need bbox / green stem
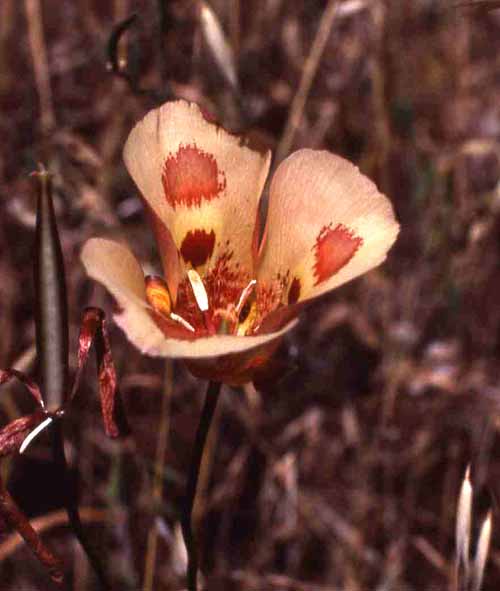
[181,381,222,591]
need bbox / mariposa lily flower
[82,100,399,385]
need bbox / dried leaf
[71,307,130,438]
[0,412,46,458]
[0,368,44,408]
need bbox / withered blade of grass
[0,506,119,562]
[453,1,500,13]
[275,0,339,165]
[471,511,493,591]
[33,168,69,410]
[199,1,239,93]
[455,465,472,590]
[24,0,55,136]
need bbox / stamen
[170,312,196,333]
[146,275,196,333]
[187,269,209,312]
[145,275,172,317]
[20,416,53,454]
[235,279,257,317]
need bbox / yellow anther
[145,275,172,317]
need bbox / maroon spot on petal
[180,229,216,267]
[287,276,301,305]
[162,144,226,209]
[313,223,363,286]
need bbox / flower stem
[181,380,222,591]
[51,420,112,590]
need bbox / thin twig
[181,381,222,591]
[0,506,116,561]
[143,360,174,591]
[24,0,56,136]
[274,0,339,165]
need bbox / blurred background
[0,1,499,589]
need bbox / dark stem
[181,381,222,591]
[51,420,112,591]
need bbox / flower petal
[81,238,172,356]
[123,100,271,275]
[81,238,297,359]
[163,317,297,361]
[257,150,399,303]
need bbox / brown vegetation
[0,1,499,589]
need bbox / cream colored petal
[123,100,271,276]
[146,318,298,360]
[81,238,297,359]
[257,149,399,303]
[81,238,148,306]
[81,238,171,356]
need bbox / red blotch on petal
[162,144,226,208]
[180,229,216,267]
[313,223,363,286]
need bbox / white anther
[170,312,196,333]
[20,416,53,454]
[187,269,209,312]
[236,279,257,315]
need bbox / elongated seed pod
[33,168,69,409]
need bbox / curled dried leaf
[0,368,44,408]
[71,307,130,438]
[0,412,46,458]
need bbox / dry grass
[0,1,499,589]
